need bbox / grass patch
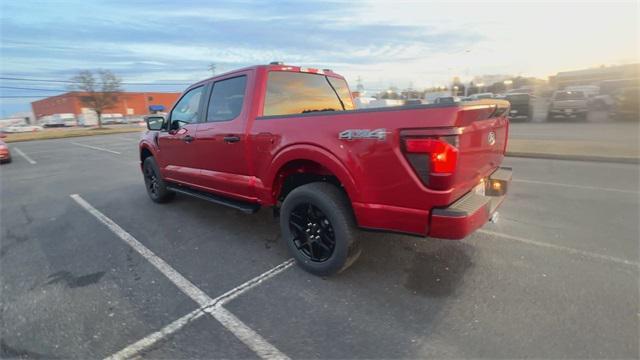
[2,126,145,143]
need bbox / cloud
[0,0,638,115]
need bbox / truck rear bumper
[428,167,512,239]
[353,167,512,238]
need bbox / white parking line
[513,178,638,194]
[104,307,207,360]
[83,142,134,148]
[70,194,293,360]
[105,260,294,360]
[13,147,37,164]
[70,142,121,154]
[478,229,640,268]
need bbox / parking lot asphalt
[1,132,639,359]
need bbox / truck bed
[250,100,510,235]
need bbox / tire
[142,157,175,203]
[280,182,361,276]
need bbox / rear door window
[263,71,345,116]
[206,76,247,122]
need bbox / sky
[1,0,638,116]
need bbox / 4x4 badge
[339,128,387,141]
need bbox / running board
[167,185,260,214]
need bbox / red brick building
[31,91,181,119]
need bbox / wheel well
[140,147,152,163]
[274,160,343,203]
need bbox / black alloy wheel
[289,203,336,262]
[142,157,174,203]
[144,163,160,198]
[280,182,361,276]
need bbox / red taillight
[404,138,458,174]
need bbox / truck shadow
[114,184,475,300]
[153,188,475,299]
[403,243,473,297]
[355,231,475,298]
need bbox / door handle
[182,135,195,143]
[223,135,240,143]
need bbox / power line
[0,86,67,92]
[0,77,75,84]
[0,96,49,98]
[0,76,192,86]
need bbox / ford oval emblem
[488,131,496,146]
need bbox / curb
[506,152,639,164]
[3,128,144,143]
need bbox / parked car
[612,86,640,121]
[404,99,423,106]
[42,121,66,128]
[433,96,461,105]
[0,137,11,163]
[547,90,589,121]
[504,93,534,121]
[507,87,534,95]
[565,85,614,110]
[139,63,512,276]
[468,92,495,100]
[3,125,44,133]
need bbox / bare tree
[69,70,122,128]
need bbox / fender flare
[264,144,360,204]
[139,140,156,161]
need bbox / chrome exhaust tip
[490,212,500,224]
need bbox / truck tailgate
[452,101,510,201]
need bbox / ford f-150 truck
[547,90,589,121]
[139,63,512,276]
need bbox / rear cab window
[263,71,354,116]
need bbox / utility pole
[208,63,217,76]
[356,76,364,92]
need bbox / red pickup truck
[139,63,512,276]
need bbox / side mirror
[170,119,189,131]
[145,116,165,131]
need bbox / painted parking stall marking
[13,147,37,164]
[70,194,293,360]
[70,142,121,154]
[513,178,638,194]
[478,229,640,268]
[104,307,208,360]
[106,259,295,360]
